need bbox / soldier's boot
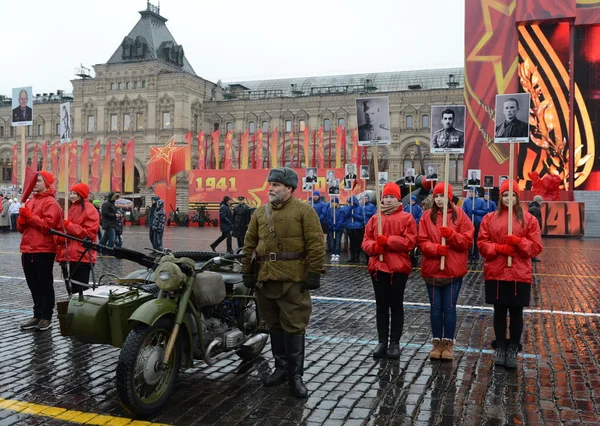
[286,333,308,398]
[372,314,388,358]
[264,329,288,386]
[386,313,403,359]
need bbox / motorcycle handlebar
[223,253,246,260]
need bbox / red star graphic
[148,139,177,165]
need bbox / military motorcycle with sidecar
[50,229,268,417]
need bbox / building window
[194,115,199,133]
[213,122,220,131]
[134,81,138,89]
[141,80,146,88]
[338,118,345,128]
[249,121,255,134]
[110,114,118,131]
[0,126,3,138]
[56,123,60,136]
[323,119,331,132]
[262,121,269,132]
[10,127,14,138]
[162,112,171,129]
[422,115,429,128]
[126,82,130,89]
[27,126,32,137]
[118,82,122,90]
[226,122,233,132]
[299,120,306,132]
[123,114,131,131]
[111,83,115,90]
[285,120,292,132]
[37,124,43,136]
[406,115,413,129]
[136,113,144,130]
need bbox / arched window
[422,115,429,128]
[406,115,413,129]
[379,154,389,173]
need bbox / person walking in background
[17,171,62,332]
[150,199,166,250]
[92,199,102,240]
[9,198,21,232]
[418,183,474,360]
[148,196,160,244]
[344,195,365,264]
[462,187,487,263]
[362,182,417,359]
[404,196,422,226]
[233,196,251,249]
[528,195,543,262]
[0,195,10,233]
[325,196,347,263]
[115,208,124,248]
[99,192,119,248]
[477,180,542,369]
[55,183,100,296]
[483,191,497,214]
[210,196,234,253]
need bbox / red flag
[335,125,342,168]
[146,139,180,187]
[50,142,60,188]
[41,141,48,172]
[185,131,192,171]
[270,128,279,168]
[112,139,123,192]
[31,143,39,171]
[197,131,206,170]
[100,140,112,192]
[90,140,101,192]
[223,129,234,170]
[288,131,294,168]
[21,167,38,203]
[256,130,263,170]
[124,139,135,193]
[342,127,347,165]
[251,134,256,169]
[351,129,358,165]
[169,145,188,177]
[281,129,287,167]
[68,140,78,189]
[317,127,325,169]
[211,130,220,169]
[303,126,310,168]
[11,144,18,185]
[81,140,90,185]
[312,131,316,168]
[240,130,249,169]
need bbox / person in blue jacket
[325,196,347,263]
[462,187,487,262]
[345,195,365,263]
[309,190,328,234]
[483,191,497,213]
[360,194,377,264]
[404,196,423,226]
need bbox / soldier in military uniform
[242,167,325,398]
[495,98,529,138]
[12,89,33,123]
[358,99,390,141]
[432,109,464,149]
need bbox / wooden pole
[64,145,69,219]
[373,145,383,261]
[20,127,26,191]
[508,143,515,267]
[440,153,450,270]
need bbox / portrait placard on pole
[356,97,391,146]
[301,177,313,193]
[494,93,531,143]
[467,169,481,187]
[360,165,370,180]
[483,175,494,189]
[404,168,416,184]
[59,102,72,143]
[430,105,466,154]
[11,87,33,127]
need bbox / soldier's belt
[256,252,307,262]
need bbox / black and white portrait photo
[430,105,466,154]
[404,168,416,184]
[305,167,318,183]
[378,172,388,186]
[59,102,71,142]
[483,175,494,188]
[499,175,508,186]
[326,170,335,183]
[425,164,438,180]
[302,178,313,192]
[344,163,357,189]
[494,93,530,143]
[467,169,481,187]
[356,97,391,146]
[360,165,370,180]
[328,179,340,195]
[11,86,33,126]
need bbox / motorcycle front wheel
[116,317,182,416]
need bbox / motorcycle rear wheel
[116,317,182,416]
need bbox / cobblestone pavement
[0,226,599,425]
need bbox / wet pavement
[0,225,599,425]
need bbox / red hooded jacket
[418,207,474,280]
[362,207,417,275]
[477,210,542,284]
[17,191,62,253]
[55,200,100,263]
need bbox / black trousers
[212,231,233,252]
[60,262,92,296]
[372,272,408,343]
[22,253,56,321]
[348,228,364,260]
[493,305,524,346]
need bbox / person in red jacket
[418,183,474,360]
[17,171,62,332]
[55,183,100,296]
[477,180,542,369]
[362,182,417,358]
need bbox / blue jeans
[152,230,164,250]
[469,224,480,260]
[99,227,116,248]
[328,229,343,255]
[426,277,463,339]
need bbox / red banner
[256,130,263,170]
[303,126,310,168]
[211,129,220,170]
[100,140,112,192]
[68,140,78,189]
[185,131,192,171]
[41,141,48,172]
[90,140,101,192]
[240,130,249,169]
[112,139,123,192]
[80,140,90,186]
[124,139,135,193]
[58,143,67,192]
[317,127,325,169]
[31,143,39,171]
[223,129,234,170]
[335,125,343,168]
[270,128,279,168]
[50,142,59,189]
[197,131,206,170]
[351,129,359,165]
[11,144,18,185]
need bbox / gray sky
[1,0,465,95]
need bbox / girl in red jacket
[418,183,474,360]
[477,180,542,369]
[362,183,417,358]
[56,183,100,296]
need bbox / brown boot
[441,339,454,360]
[429,338,442,360]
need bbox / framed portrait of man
[326,170,336,183]
[344,163,357,189]
[302,177,313,193]
[378,172,388,186]
[305,167,318,183]
[328,179,340,195]
[360,165,370,180]
[404,168,416,184]
[467,169,481,187]
[59,102,71,142]
[11,86,33,126]
[356,97,391,146]
[430,105,466,154]
[425,164,438,180]
[494,93,531,143]
[483,175,494,188]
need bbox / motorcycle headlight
[154,262,185,291]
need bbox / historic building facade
[0,3,463,209]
